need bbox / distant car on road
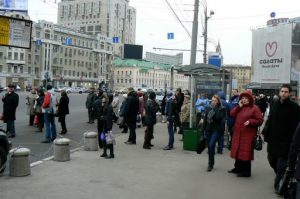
[3,85,21,91]
[0,127,12,174]
[72,87,87,94]
[0,87,4,93]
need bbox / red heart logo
[265,42,277,57]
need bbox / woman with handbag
[229,90,263,177]
[202,95,226,172]
[57,90,69,134]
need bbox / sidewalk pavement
[0,123,276,199]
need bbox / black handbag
[277,169,297,199]
[253,134,263,151]
[196,137,207,154]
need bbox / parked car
[0,128,12,174]
[3,85,21,91]
[72,87,87,94]
[0,87,4,93]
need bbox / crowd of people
[1,83,300,198]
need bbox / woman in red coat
[229,90,263,177]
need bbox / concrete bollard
[156,112,163,123]
[54,138,70,162]
[9,148,31,177]
[83,132,98,151]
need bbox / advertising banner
[0,15,32,49]
[291,22,300,83]
[252,23,292,84]
[0,0,28,13]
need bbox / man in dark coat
[164,91,177,150]
[287,122,300,198]
[124,87,139,145]
[2,84,19,138]
[174,88,184,134]
[85,87,96,124]
[143,92,160,149]
[263,84,300,191]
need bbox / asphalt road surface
[0,91,123,163]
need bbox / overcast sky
[28,0,300,65]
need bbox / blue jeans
[206,131,220,167]
[217,132,224,152]
[167,121,174,148]
[44,113,57,141]
[6,120,15,135]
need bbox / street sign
[0,15,32,49]
[36,39,42,46]
[66,37,72,45]
[113,37,119,43]
[167,33,174,40]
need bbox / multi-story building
[113,58,189,91]
[222,65,252,92]
[57,0,136,56]
[0,16,113,89]
[145,52,183,66]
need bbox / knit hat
[127,87,134,93]
[167,91,173,97]
[46,85,52,90]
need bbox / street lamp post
[203,8,214,64]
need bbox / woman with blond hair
[202,95,226,172]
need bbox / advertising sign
[252,23,292,84]
[291,22,300,83]
[0,0,28,13]
[0,15,32,49]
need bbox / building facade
[222,65,252,92]
[113,59,189,91]
[0,17,113,89]
[145,52,183,66]
[57,0,136,56]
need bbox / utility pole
[189,0,199,128]
[203,7,208,64]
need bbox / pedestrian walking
[124,88,139,145]
[143,91,159,149]
[41,85,57,143]
[111,92,119,122]
[228,90,263,177]
[2,84,19,138]
[34,89,45,132]
[99,94,115,159]
[180,94,191,140]
[26,87,37,126]
[85,87,96,124]
[227,89,239,150]
[174,88,184,134]
[119,94,128,133]
[202,95,226,172]
[287,122,300,199]
[57,90,69,134]
[195,93,208,127]
[164,91,176,150]
[93,92,109,149]
[217,91,229,154]
[262,84,300,191]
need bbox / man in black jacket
[287,123,300,198]
[263,84,300,191]
[124,88,139,145]
[2,84,19,138]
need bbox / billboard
[123,44,143,60]
[0,0,28,13]
[291,22,300,83]
[252,23,292,84]
[208,52,222,69]
[0,15,32,49]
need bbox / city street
[0,91,122,163]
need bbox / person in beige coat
[180,95,191,138]
[26,87,37,126]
